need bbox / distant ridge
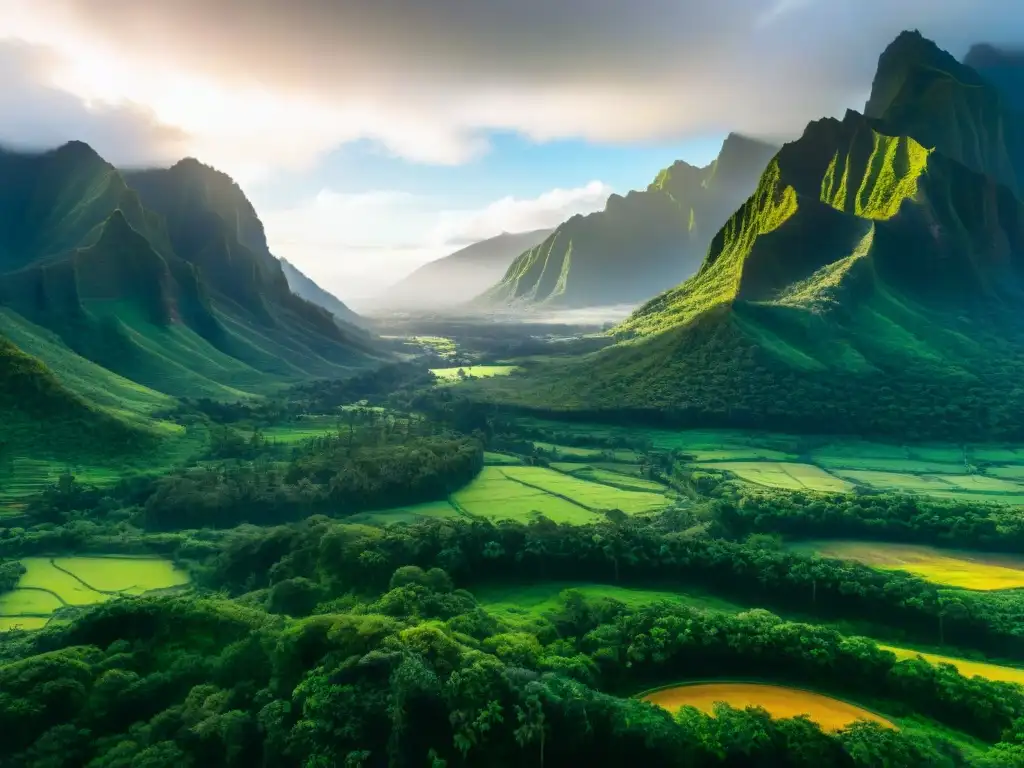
[374,228,553,311]
[279,256,366,328]
[477,134,778,309]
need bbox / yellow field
[794,540,1024,590]
[643,683,895,731]
[882,646,1024,685]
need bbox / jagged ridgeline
[0,147,379,402]
[0,144,382,456]
[477,134,778,308]
[494,35,1024,441]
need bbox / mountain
[278,257,366,327]
[476,135,778,309]
[375,229,552,311]
[963,43,1024,112]
[486,33,1024,442]
[865,31,1024,196]
[0,146,382,436]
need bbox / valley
[2,20,1024,768]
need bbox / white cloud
[431,181,613,246]
[262,182,615,300]
[0,1,1021,175]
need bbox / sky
[0,1,1021,302]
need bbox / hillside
[480,34,1024,442]
[279,256,366,327]
[476,135,777,309]
[963,43,1024,112]
[0,332,149,459]
[376,229,552,311]
[0,148,383,410]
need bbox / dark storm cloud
[0,41,189,165]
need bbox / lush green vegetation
[6,26,1024,767]
[479,134,776,308]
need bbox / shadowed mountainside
[0,146,384,456]
[375,229,553,312]
[476,134,778,309]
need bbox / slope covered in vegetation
[477,134,777,308]
[0,148,382,410]
[479,34,1024,441]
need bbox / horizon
[0,2,1022,300]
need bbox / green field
[344,500,464,526]
[700,461,854,493]
[431,365,519,382]
[562,466,667,493]
[0,556,190,631]
[475,582,744,631]
[484,451,524,465]
[452,467,606,524]
[262,416,346,444]
[790,540,1024,590]
[513,419,1024,505]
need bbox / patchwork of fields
[790,540,1024,590]
[515,418,1024,506]
[357,458,675,527]
[0,556,190,632]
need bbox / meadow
[514,418,1024,506]
[790,540,1024,590]
[880,646,1024,686]
[641,682,896,731]
[0,555,190,631]
[430,365,519,382]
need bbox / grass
[881,645,1024,686]
[263,416,346,444]
[431,366,518,383]
[484,451,524,465]
[452,467,605,524]
[701,461,854,493]
[791,540,1024,590]
[641,682,896,731]
[344,500,463,526]
[499,465,668,514]
[475,582,745,632]
[564,466,667,493]
[0,555,190,631]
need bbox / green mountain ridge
[477,134,778,309]
[0,144,386,458]
[377,228,553,311]
[482,33,1024,441]
[278,257,365,327]
[865,31,1024,196]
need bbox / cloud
[0,40,188,166]
[261,182,615,299]
[1,1,1022,173]
[432,181,613,246]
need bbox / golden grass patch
[882,645,1024,686]
[643,682,895,731]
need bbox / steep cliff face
[487,33,1024,441]
[0,144,383,405]
[478,134,777,309]
[865,31,1024,196]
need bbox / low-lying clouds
[261,183,612,300]
[2,0,1023,174]
[433,182,612,247]
[0,40,187,166]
